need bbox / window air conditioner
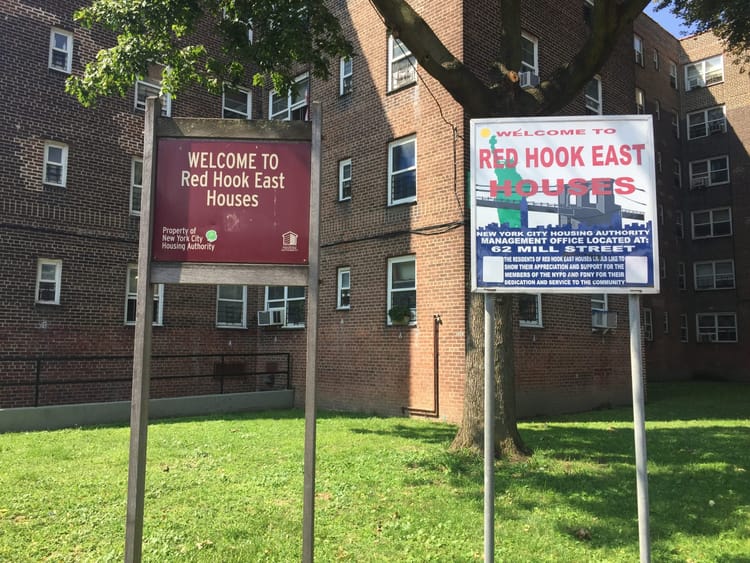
[519,71,540,89]
[709,121,725,134]
[592,310,617,330]
[257,308,285,326]
[691,177,707,189]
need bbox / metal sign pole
[484,294,495,562]
[302,102,322,563]
[629,294,651,563]
[125,97,160,563]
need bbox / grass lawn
[1,381,748,562]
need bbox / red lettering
[567,178,589,196]
[590,178,613,196]
[614,177,636,194]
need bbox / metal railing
[0,352,291,408]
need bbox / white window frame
[696,313,737,343]
[43,142,68,187]
[685,55,723,91]
[519,294,543,328]
[49,28,73,73]
[340,57,353,96]
[338,158,352,201]
[135,79,171,116]
[585,76,602,115]
[671,110,680,139]
[591,293,609,328]
[675,210,683,238]
[693,260,735,291]
[265,286,306,328]
[125,265,164,325]
[679,314,689,342]
[669,61,678,89]
[691,207,732,239]
[689,155,729,189]
[634,34,644,66]
[337,267,351,310]
[387,34,416,92]
[36,259,62,305]
[635,88,645,114]
[222,86,252,119]
[643,308,653,341]
[387,255,416,326]
[216,285,247,328]
[269,73,309,121]
[687,106,726,140]
[130,158,143,216]
[388,135,417,206]
[520,32,539,74]
[677,261,686,290]
[653,49,660,70]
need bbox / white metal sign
[470,115,659,294]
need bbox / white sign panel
[470,115,659,294]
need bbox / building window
[675,210,683,238]
[634,34,644,66]
[591,294,616,329]
[221,9,253,43]
[694,260,735,290]
[696,313,737,343]
[584,76,602,115]
[643,308,653,341]
[689,156,729,189]
[669,61,678,89]
[340,57,353,96]
[130,158,143,215]
[687,106,726,139]
[653,49,660,70]
[656,151,663,173]
[685,55,723,90]
[337,267,351,310]
[663,312,669,334]
[125,265,164,325]
[388,135,416,205]
[49,28,73,73]
[635,88,645,114]
[680,314,689,342]
[43,142,68,187]
[338,159,352,201]
[520,32,538,74]
[678,262,686,290]
[388,34,416,91]
[387,256,416,325]
[135,79,171,116]
[691,207,732,239]
[222,86,252,119]
[672,159,682,188]
[216,285,247,328]
[671,110,680,139]
[519,294,542,327]
[269,73,309,121]
[653,99,661,120]
[36,259,62,305]
[266,286,306,328]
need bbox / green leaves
[66,0,353,107]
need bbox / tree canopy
[654,0,750,62]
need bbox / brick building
[635,16,750,381]
[6,0,716,422]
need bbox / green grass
[1,382,748,562]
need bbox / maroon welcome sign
[152,138,311,264]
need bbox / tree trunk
[450,292,530,460]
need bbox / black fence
[0,353,291,408]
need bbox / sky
[642,4,696,38]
